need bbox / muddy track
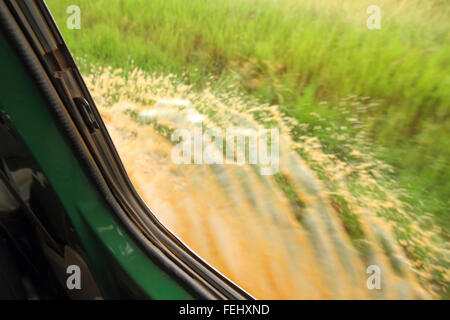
[96,95,425,299]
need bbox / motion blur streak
[86,66,430,299]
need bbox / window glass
[46,0,448,299]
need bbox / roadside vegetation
[46,0,449,297]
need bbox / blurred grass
[45,0,449,295]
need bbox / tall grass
[46,0,449,211]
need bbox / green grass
[45,0,449,296]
